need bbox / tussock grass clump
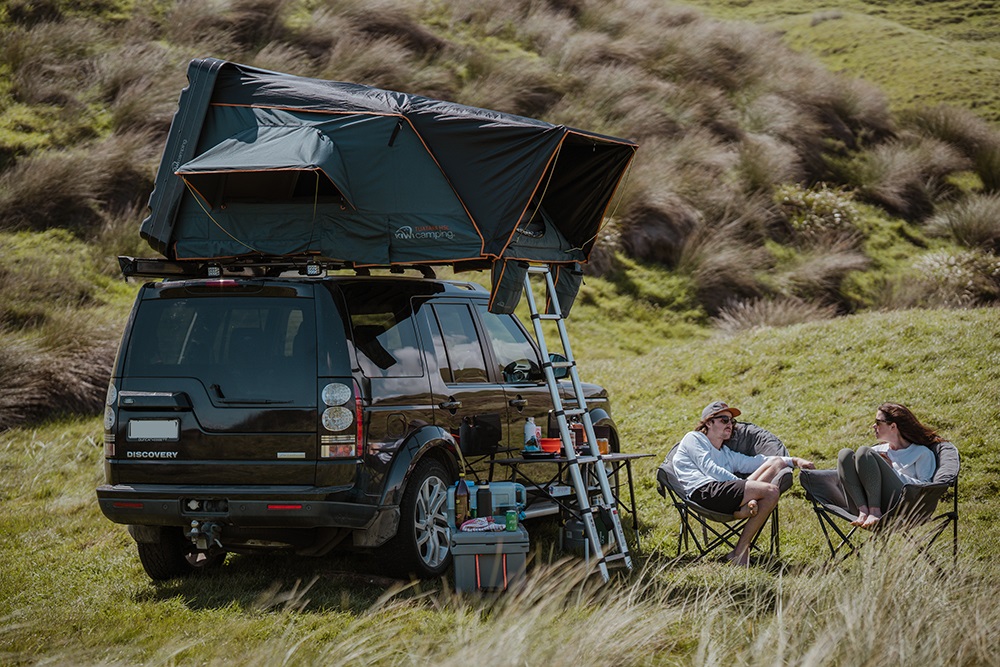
[829,136,969,222]
[713,297,837,333]
[0,320,118,430]
[677,224,769,315]
[0,229,101,326]
[0,131,157,233]
[780,246,873,307]
[903,104,1000,192]
[927,192,1000,253]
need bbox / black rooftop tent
[140,58,637,309]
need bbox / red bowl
[539,438,563,453]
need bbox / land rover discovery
[97,264,617,580]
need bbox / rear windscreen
[124,296,316,405]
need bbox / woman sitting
[838,402,939,529]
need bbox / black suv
[97,268,617,580]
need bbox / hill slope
[679,0,1000,122]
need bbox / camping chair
[655,423,793,561]
[798,440,959,561]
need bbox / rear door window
[124,296,316,405]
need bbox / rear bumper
[96,483,380,529]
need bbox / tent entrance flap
[175,124,354,209]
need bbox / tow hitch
[185,520,223,550]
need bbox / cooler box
[451,525,530,593]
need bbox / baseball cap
[701,401,741,421]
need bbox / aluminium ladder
[522,264,633,581]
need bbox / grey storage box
[451,525,529,593]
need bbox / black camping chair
[655,423,793,561]
[798,441,960,560]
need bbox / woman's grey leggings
[838,447,903,512]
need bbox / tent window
[185,170,345,207]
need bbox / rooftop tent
[140,58,637,306]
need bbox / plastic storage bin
[451,525,529,593]
[447,481,526,527]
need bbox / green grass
[2,308,998,664]
[679,0,1000,123]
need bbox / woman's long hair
[879,402,943,446]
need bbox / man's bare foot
[727,551,750,566]
[734,499,758,519]
[851,512,868,527]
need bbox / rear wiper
[211,384,291,404]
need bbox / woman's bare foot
[851,512,869,527]
[861,511,882,530]
[734,499,758,519]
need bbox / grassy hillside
[680,0,1000,122]
[2,308,997,664]
[2,0,1000,428]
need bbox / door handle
[509,397,527,409]
[439,399,462,411]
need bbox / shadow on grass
[135,550,425,613]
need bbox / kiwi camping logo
[394,225,455,240]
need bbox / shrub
[774,183,863,247]
[908,249,1000,307]
[712,297,836,333]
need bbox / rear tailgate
[109,281,320,485]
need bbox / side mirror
[549,353,569,380]
[503,359,543,383]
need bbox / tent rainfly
[141,58,638,312]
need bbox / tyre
[135,527,225,581]
[382,459,453,578]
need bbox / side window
[475,304,540,380]
[433,303,488,383]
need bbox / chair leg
[812,505,858,560]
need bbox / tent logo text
[394,225,455,241]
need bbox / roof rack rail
[118,256,438,279]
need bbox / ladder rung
[551,360,574,368]
[537,313,562,321]
[526,266,551,274]
[604,552,629,562]
[564,408,587,416]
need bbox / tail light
[319,380,361,458]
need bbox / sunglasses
[873,418,890,426]
[713,415,735,425]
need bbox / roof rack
[118,256,437,279]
